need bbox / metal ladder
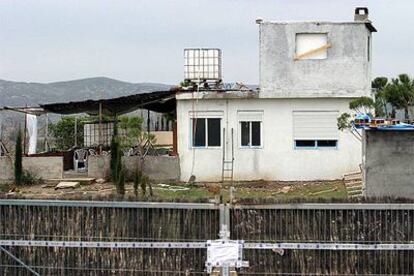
[222,128,234,184]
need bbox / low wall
[23,156,63,180]
[142,155,180,181]
[88,155,111,180]
[0,156,14,180]
[88,155,180,182]
[364,129,414,198]
[1,156,63,180]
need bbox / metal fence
[1,200,414,275]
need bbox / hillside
[0,77,170,107]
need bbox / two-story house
[176,8,376,182]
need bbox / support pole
[99,103,103,154]
[45,113,49,152]
[74,116,78,148]
[0,246,40,276]
[147,109,150,136]
[23,112,27,155]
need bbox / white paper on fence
[26,114,38,154]
[207,240,240,266]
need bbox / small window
[240,121,261,148]
[367,36,371,61]
[191,118,221,147]
[295,33,329,60]
[295,140,337,149]
[317,140,337,147]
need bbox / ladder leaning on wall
[222,128,234,184]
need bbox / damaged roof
[40,90,176,115]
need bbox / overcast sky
[0,0,413,84]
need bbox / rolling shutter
[293,111,339,140]
[237,111,263,122]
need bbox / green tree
[337,97,376,142]
[49,116,87,150]
[14,129,23,185]
[372,77,388,117]
[384,74,414,120]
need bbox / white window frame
[239,121,262,149]
[189,117,222,149]
[294,139,338,150]
[238,111,263,149]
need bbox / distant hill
[0,77,171,107]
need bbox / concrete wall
[176,97,361,182]
[88,155,180,182]
[0,156,63,180]
[0,156,14,180]
[22,157,63,179]
[88,155,111,180]
[364,130,414,198]
[259,21,372,98]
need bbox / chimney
[354,7,369,21]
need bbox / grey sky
[0,0,413,84]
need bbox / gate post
[219,203,231,276]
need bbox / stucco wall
[88,155,180,182]
[259,22,372,98]
[23,156,63,179]
[363,130,414,198]
[1,156,63,180]
[0,156,14,180]
[88,155,111,180]
[177,97,361,182]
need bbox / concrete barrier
[0,156,14,180]
[1,156,64,180]
[23,156,64,180]
[363,129,414,198]
[88,155,180,182]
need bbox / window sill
[239,146,263,150]
[294,147,338,150]
[190,146,222,150]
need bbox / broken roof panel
[40,90,176,115]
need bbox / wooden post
[45,114,49,152]
[23,112,27,155]
[147,109,150,136]
[99,102,103,154]
[172,121,178,156]
[74,116,78,148]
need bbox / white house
[176,8,376,182]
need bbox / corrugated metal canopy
[40,90,176,115]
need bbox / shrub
[21,170,43,185]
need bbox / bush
[21,170,43,185]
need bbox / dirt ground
[0,179,347,201]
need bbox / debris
[272,248,285,255]
[280,186,291,194]
[55,182,80,190]
[95,178,106,184]
[41,184,55,188]
[153,183,190,192]
[310,187,337,195]
[188,175,196,185]
[205,184,221,195]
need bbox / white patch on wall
[293,110,339,139]
[295,33,328,60]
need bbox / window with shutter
[293,110,338,149]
